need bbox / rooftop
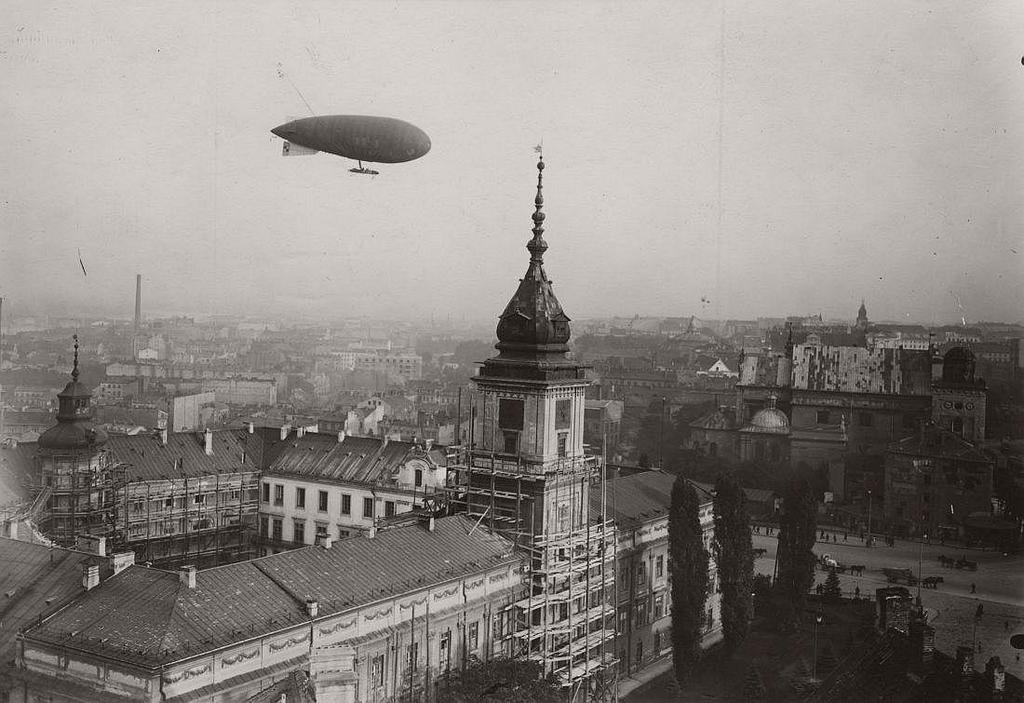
[23,515,519,669]
[594,471,712,530]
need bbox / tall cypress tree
[713,474,754,653]
[669,476,709,685]
[775,477,817,615]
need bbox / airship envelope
[270,115,431,164]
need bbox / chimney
[316,534,334,550]
[427,515,435,532]
[248,421,254,434]
[368,525,377,539]
[134,274,142,332]
[306,597,319,618]
[425,438,434,451]
[109,551,136,576]
[909,615,935,675]
[179,565,197,589]
[204,428,213,456]
[985,657,1006,696]
[159,427,168,446]
[297,426,305,438]
[337,430,346,443]
[280,425,289,441]
[955,645,975,685]
[82,564,100,591]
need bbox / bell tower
[455,156,617,699]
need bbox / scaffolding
[37,447,126,547]
[446,446,619,702]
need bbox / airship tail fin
[282,141,319,157]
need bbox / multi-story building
[600,471,720,677]
[11,515,526,702]
[447,157,619,700]
[883,424,995,539]
[254,431,448,552]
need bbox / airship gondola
[270,115,431,175]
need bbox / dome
[745,407,790,434]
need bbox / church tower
[37,336,119,546]
[457,157,617,699]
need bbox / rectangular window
[502,430,519,454]
[654,631,662,653]
[407,642,418,672]
[635,640,643,663]
[371,653,385,687]
[816,410,831,424]
[415,468,423,487]
[498,398,524,430]
[273,484,284,506]
[555,399,572,429]
[293,520,305,544]
[468,621,479,650]
[859,412,873,427]
[439,632,451,671]
[654,594,664,619]
[315,522,328,538]
[318,490,328,512]
[341,493,351,515]
[338,526,350,539]
[557,432,568,458]
[272,518,283,541]
[260,516,268,537]
[385,500,396,517]
[295,487,306,509]
[261,482,270,502]
[655,555,664,578]
[363,497,374,519]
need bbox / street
[752,530,1024,678]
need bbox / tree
[669,476,710,685]
[446,657,562,702]
[713,474,754,653]
[822,569,842,602]
[775,477,817,616]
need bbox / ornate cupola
[38,335,108,450]
[493,157,572,363]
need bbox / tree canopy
[713,474,754,652]
[775,477,817,615]
[669,476,710,685]
[445,657,563,703]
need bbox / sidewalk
[618,657,674,700]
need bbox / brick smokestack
[134,274,142,332]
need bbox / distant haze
[1,1,1022,325]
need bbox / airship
[270,115,431,175]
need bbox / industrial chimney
[134,274,142,332]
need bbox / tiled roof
[595,471,711,529]
[263,433,444,485]
[23,515,519,669]
[0,539,111,663]
[104,431,259,481]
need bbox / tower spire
[527,157,547,264]
[71,334,80,382]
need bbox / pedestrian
[854,586,860,599]
[844,532,848,543]
[971,583,976,594]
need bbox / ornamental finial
[72,334,80,382]
[527,152,547,264]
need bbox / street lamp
[812,614,823,681]
[916,533,927,607]
[866,490,873,548]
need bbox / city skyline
[2,2,1022,326]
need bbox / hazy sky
[1,1,1022,325]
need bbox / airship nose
[270,123,293,139]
